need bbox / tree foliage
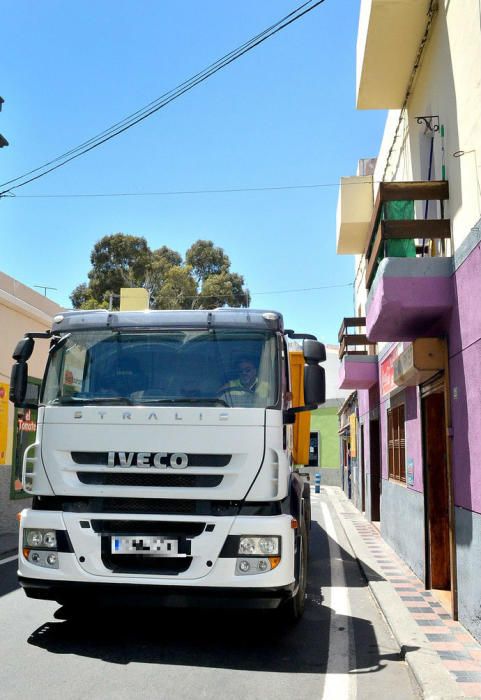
[70,235,250,311]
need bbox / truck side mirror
[12,337,34,362]
[303,340,326,364]
[304,365,325,406]
[9,362,28,405]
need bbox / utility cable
[8,179,378,199]
[0,0,326,197]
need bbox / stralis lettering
[107,451,189,469]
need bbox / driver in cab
[220,357,268,406]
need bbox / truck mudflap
[18,577,296,609]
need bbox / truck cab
[10,308,325,619]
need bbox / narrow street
[0,487,418,700]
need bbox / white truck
[10,308,325,620]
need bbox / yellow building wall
[0,271,62,468]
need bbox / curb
[329,488,468,700]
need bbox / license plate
[111,536,180,557]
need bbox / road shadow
[27,519,415,675]
[0,559,20,598]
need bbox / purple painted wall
[378,385,423,492]
[358,389,371,480]
[449,241,481,514]
[339,357,378,390]
[367,273,453,342]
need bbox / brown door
[370,419,381,521]
[423,392,451,591]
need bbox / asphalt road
[0,489,419,700]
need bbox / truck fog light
[26,531,43,547]
[257,559,269,571]
[239,559,251,572]
[46,553,58,567]
[27,549,59,569]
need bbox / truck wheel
[302,482,312,532]
[282,521,308,623]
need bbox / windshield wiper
[137,397,228,407]
[57,395,134,405]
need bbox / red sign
[380,344,402,396]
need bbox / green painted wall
[310,407,339,469]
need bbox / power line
[251,282,353,295]
[0,0,326,197]
[8,180,378,199]
[100,282,354,302]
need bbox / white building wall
[373,1,481,252]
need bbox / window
[388,404,406,483]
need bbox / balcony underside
[366,257,453,342]
[356,0,432,109]
[339,355,378,390]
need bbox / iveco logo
[107,451,189,469]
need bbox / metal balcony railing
[338,317,377,360]
[364,181,451,290]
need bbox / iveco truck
[10,308,325,620]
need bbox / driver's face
[238,362,256,387]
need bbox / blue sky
[1,0,385,343]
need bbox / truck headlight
[24,529,57,549]
[238,536,280,556]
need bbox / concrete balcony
[366,257,453,341]
[338,317,378,390]
[364,180,453,341]
[356,0,433,109]
[336,175,374,254]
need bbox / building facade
[336,0,481,642]
[0,272,62,539]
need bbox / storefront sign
[0,383,9,464]
[380,344,403,396]
[12,403,38,495]
[349,413,357,458]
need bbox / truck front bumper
[19,576,296,609]
[17,508,298,606]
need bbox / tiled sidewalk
[346,514,481,698]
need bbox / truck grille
[91,520,206,537]
[101,551,193,575]
[76,473,223,487]
[72,452,231,467]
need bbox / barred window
[388,404,406,483]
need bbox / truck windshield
[42,329,279,408]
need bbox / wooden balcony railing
[364,180,451,290]
[338,316,377,359]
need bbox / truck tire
[281,520,308,623]
[302,482,312,532]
